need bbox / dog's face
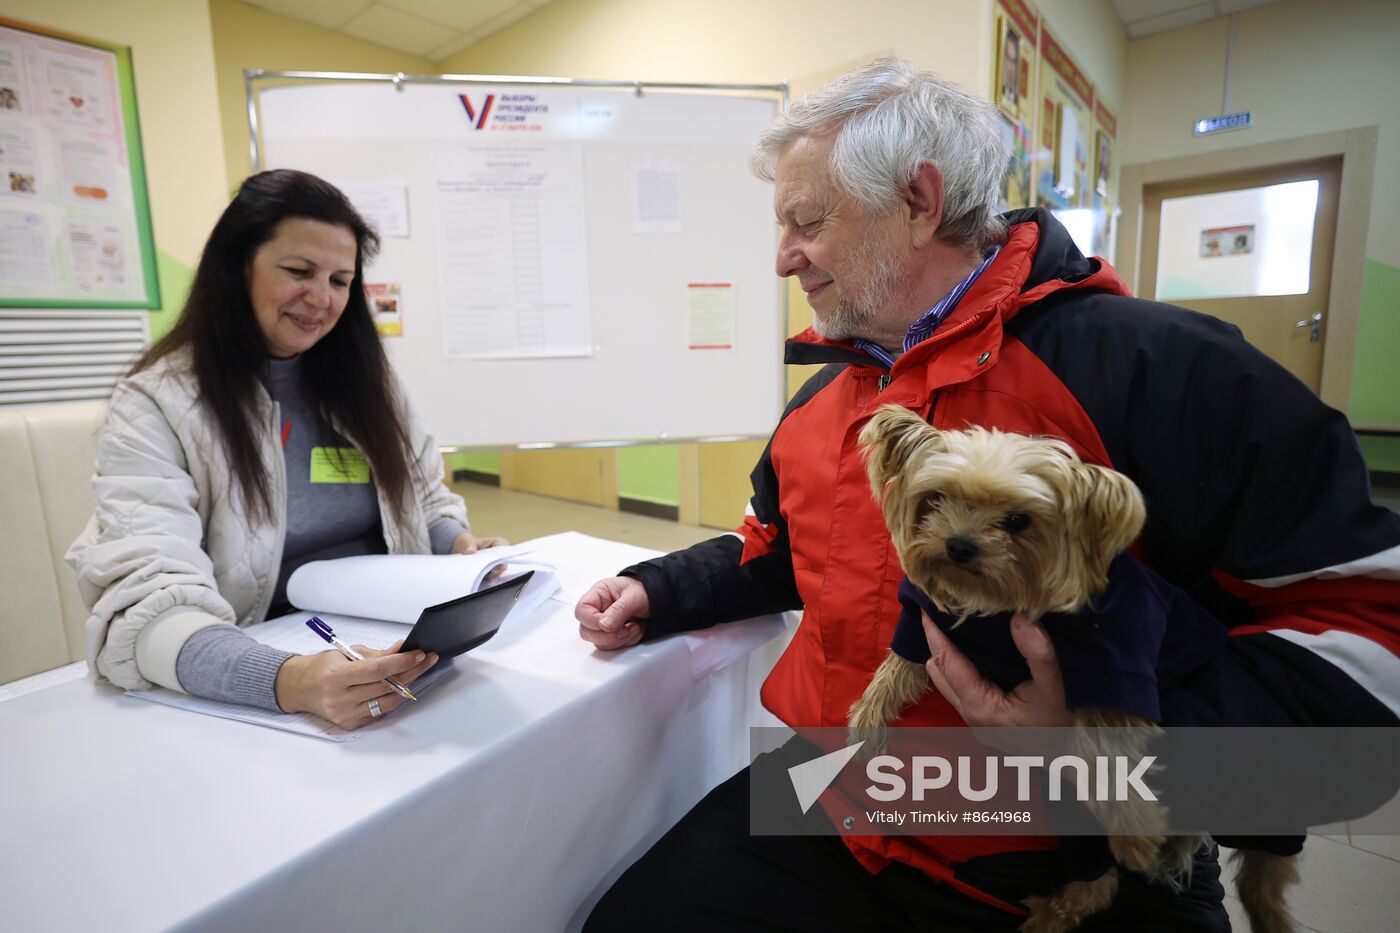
[859,406,1145,618]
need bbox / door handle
[1294,312,1323,343]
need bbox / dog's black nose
[946,537,979,564]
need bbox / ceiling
[241,0,1284,64]
[1110,0,1279,38]
[237,0,559,63]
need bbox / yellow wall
[1121,0,1400,428]
[1036,0,1126,109]
[208,0,436,191]
[442,0,990,93]
[3,1,228,273]
[1121,0,1400,263]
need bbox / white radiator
[0,309,149,407]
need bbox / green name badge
[310,447,371,484]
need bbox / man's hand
[575,576,649,650]
[921,611,1074,727]
[275,639,439,730]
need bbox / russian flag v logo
[459,94,495,129]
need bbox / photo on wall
[998,115,1032,210]
[994,15,1024,119]
[1095,130,1111,198]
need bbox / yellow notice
[310,447,370,484]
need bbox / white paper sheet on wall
[632,157,681,234]
[334,179,411,238]
[432,142,592,360]
[687,282,733,350]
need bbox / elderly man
[576,59,1400,931]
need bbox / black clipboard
[399,569,534,658]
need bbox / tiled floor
[1221,835,1400,932]
[450,479,719,554]
[458,481,1400,931]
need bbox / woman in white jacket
[69,169,506,730]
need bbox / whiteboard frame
[244,69,790,452]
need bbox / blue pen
[306,617,417,702]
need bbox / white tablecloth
[0,532,794,932]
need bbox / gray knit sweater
[174,356,466,710]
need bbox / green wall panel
[618,445,679,506]
[1349,258,1400,426]
[148,249,194,342]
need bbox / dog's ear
[1069,463,1147,575]
[859,406,944,495]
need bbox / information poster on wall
[993,0,1038,211]
[1091,101,1117,259]
[0,20,157,307]
[1036,28,1094,212]
[431,141,592,360]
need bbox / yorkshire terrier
[849,405,1300,933]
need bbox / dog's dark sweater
[891,553,1227,723]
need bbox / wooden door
[1139,158,1340,392]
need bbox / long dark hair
[134,169,414,521]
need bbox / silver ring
[368,698,382,719]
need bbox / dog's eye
[916,492,944,523]
[1000,512,1031,533]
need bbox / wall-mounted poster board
[1092,100,1118,259]
[252,76,785,448]
[1036,27,1095,212]
[993,0,1038,211]
[0,19,158,308]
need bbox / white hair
[753,58,1010,249]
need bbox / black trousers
[585,741,1230,933]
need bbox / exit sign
[1194,112,1253,136]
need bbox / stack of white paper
[286,542,558,625]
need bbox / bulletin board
[250,75,786,448]
[0,19,159,308]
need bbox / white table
[0,532,794,932]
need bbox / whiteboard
[257,81,784,448]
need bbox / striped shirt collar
[851,245,1001,368]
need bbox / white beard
[811,243,904,343]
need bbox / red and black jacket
[623,209,1400,910]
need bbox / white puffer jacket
[66,349,469,690]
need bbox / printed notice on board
[0,209,52,284]
[0,124,40,197]
[0,37,28,114]
[66,218,125,290]
[432,141,592,360]
[366,282,402,336]
[37,46,114,134]
[687,283,733,350]
[335,179,410,238]
[633,157,681,234]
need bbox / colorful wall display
[991,5,1119,258]
[1091,100,1117,259]
[0,19,157,308]
[1035,27,1095,212]
[993,0,1038,210]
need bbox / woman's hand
[275,639,439,730]
[451,532,509,554]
